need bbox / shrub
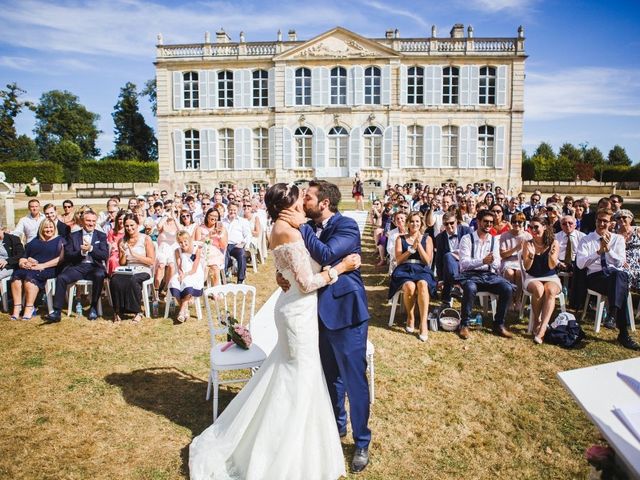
[522,159,535,181]
[1,161,64,183]
[78,160,159,183]
[574,163,594,181]
[24,185,38,197]
[601,165,640,183]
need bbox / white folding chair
[366,339,375,404]
[388,290,403,327]
[141,277,154,318]
[163,289,202,320]
[204,284,267,421]
[520,290,566,334]
[66,280,103,317]
[476,292,498,319]
[0,276,11,312]
[581,289,635,333]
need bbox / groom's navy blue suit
[300,211,371,449]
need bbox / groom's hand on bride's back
[276,272,291,291]
[279,208,306,229]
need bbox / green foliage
[574,163,595,181]
[0,83,35,161]
[24,185,38,197]
[521,159,535,180]
[558,143,582,164]
[78,160,158,183]
[531,155,575,181]
[607,145,631,166]
[2,161,64,183]
[34,90,101,159]
[48,140,83,182]
[582,146,605,166]
[534,142,556,161]
[141,78,157,116]
[12,135,40,161]
[601,165,640,182]
[112,82,157,161]
[522,149,530,163]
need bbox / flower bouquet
[220,312,252,351]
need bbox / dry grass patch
[0,220,636,479]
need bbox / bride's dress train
[189,240,345,480]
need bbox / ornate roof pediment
[274,26,399,61]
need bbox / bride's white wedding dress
[189,240,346,480]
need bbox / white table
[558,357,640,478]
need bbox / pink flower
[585,445,614,468]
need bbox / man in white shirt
[13,199,44,243]
[223,203,252,284]
[457,209,514,340]
[385,211,407,270]
[555,215,586,309]
[576,208,639,350]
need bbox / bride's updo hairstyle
[265,183,300,221]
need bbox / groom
[279,180,371,473]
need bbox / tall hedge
[1,161,64,183]
[521,159,535,180]
[601,165,640,183]
[78,160,159,183]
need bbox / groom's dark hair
[309,180,340,213]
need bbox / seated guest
[577,208,639,350]
[562,196,574,216]
[434,212,470,307]
[504,197,520,222]
[0,227,25,281]
[614,209,640,292]
[388,212,436,342]
[490,204,510,235]
[609,194,623,214]
[386,211,407,269]
[457,210,514,340]
[521,216,562,344]
[178,208,198,237]
[60,200,75,228]
[10,219,64,321]
[223,203,251,284]
[242,199,262,253]
[195,208,227,286]
[523,193,542,221]
[43,203,70,239]
[555,214,586,309]
[107,210,126,275]
[499,212,531,310]
[13,199,44,243]
[368,199,386,267]
[46,210,108,322]
[110,213,155,323]
[168,231,205,322]
[154,211,179,297]
[545,203,562,233]
[97,199,119,234]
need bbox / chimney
[518,25,525,38]
[385,29,394,39]
[239,31,245,43]
[277,29,282,41]
[288,29,297,41]
[394,28,399,38]
[216,28,231,43]
[467,25,474,38]
[431,25,437,37]
[450,24,464,39]
[204,31,211,44]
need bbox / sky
[1,0,639,162]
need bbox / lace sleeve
[274,242,328,293]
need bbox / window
[478,125,495,167]
[295,68,311,106]
[185,181,201,193]
[294,126,313,168]
[441,125,459,167]
[330,67,347,105]
[184,129,200,169]
[252,70,268,107]
[407,125,423,167]
[363,126,382,167]
[219,182,235,190]
[218,71,233,107]
[183,72,199,108]
[252,182,268,194]
[328,126,348,167]
[219,128,234,169]
[442,66,459,105]
[407,67,424,104]
[253,128,269,169]
[364,66,381,105]
[479,66,496,105]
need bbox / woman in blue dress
[10,219,65,320]
[388,212,436,342]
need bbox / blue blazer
[63,229,108,270]
[300,212,370,330]
[434,225,470,277]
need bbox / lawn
[0,219,636,479]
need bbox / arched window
[185,181,201,193]
[183,72,199,108]
[442,66,459,105]
[478,125,495,167]
[364,66,381,105]
[407,67,424,104]
[407,125,423,167]
[253,128,269,169]
[252,182,268,194]
[328,126,348,167]
[330,67,347,105]
[184,129,200,169]
[363,126,382,167]
[219,128,234,169]
[218,71,233,107]
[479,66,496,105]
[442,125,459,167]
[295,68,311,106]
[252,70,268,107]
[294,126,313,168]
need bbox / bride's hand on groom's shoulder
[279,208,306,229]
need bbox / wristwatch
[407,246,417,254]
[328,268,339,284]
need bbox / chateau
[155,25,526,195]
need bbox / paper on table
[613,404,640,443]
[618,368,640,397]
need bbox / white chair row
[581,289,636,333]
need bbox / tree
[48,140,83,182]
[12,135,40,161]
[558,143,582,164]
[140,78,157,116]
[0,83,35,161]
[583,146,605,181]
[34,90,100,159]
[549,155,576,182]
[608,145,631,166]
[112,82,157,161]
[533,142,556,160]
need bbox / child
[168,231,205,322]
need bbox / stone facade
[156,25,527,196]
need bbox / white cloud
[358,0,428,28]
[525,67,640,120]
[0,56,35,70]
[464,0,538,12]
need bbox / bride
[189,183,360,480]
